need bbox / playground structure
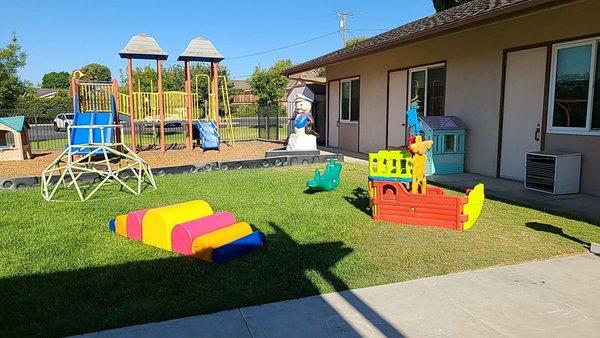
[109,199,266,263]
[118,34,234,152]
[307,158,342,191]
[40,77,156,201]
[367,109,484,231]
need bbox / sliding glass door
[409,64,446,116]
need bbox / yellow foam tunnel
[115,214,128,237]
[191,222,253,261]
[142,200,213,250]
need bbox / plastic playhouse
[367,109,484,231]
[109,199,265,263]
[307,158,342,191]
[419,116,466,174]
[0,116,31,161]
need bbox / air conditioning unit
[525,151,581,194]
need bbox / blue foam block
[212,231,266,264]
[108,218,116,233]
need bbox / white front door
[500,47,547,180]
[388,70,408,147]
[327,80,340,148]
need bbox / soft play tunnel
[142,200,214,251]
[109,199,265,262]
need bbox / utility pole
[336,12,353,47]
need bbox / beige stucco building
[284,0,600,196]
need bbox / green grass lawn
[0,163,598,337]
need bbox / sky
[1,0,435,85]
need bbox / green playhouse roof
[0,116,28,132]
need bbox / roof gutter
[283,0,573,75]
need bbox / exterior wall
[338,122,359,152]
[326,0,600,195]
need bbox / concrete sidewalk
[78,254,600,337]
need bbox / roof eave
[282,0,570,76]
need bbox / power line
[225,30,340,60]
[349,28,390,31]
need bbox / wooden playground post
[184,58,193,150]
[157,58,166,152]
[127,57,137,152]
[211,61,220,131]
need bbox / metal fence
[0,102,292,152]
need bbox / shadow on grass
[526,222,590,249]
[344,187,371,216]
[0,222,404,337]
[303,188,322,195]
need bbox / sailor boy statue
[286,93,318,151]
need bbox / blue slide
[196,121,220,150]
[70,94,116,155]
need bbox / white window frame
[408,62,445,116]
[339,77,359,124]
[547,37,600,136]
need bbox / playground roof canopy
[177,36,224,62]
[119,33,168,60]
[0,116,28,133]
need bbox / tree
[345,36,367,47]
[17,88,72,117]
[79,63,111,81]
[41,71,70,89]
[248,59,292,106]
[433,0,472,12]
[315,67,326,77]
[0,33,27,109]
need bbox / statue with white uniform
[286,93,318,151]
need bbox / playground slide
[71,111,115,143]
[196,121,220,150]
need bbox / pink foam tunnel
[171,211,236,255]
[126,209,148,242]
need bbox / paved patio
[77,254,600,337]
[429,173,600,223]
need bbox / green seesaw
[307,158,342,191]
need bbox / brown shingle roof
[283,0,569,75]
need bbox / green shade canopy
[0,116,27,132]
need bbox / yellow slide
[462,183,485,230]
